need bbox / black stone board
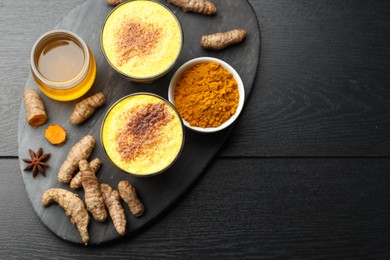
[18,0,260,245]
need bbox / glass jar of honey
[30,29,96,101]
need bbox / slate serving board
[18,0,260,245]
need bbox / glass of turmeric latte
[101,0,183,83]
[101,93,184,176]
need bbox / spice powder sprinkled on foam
[116,102,173,162]
[102,94,184,175]
[116,20,162,66]
[102,1,182,78]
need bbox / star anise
[22,147,50,177]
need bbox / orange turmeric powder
[174,62,239,128]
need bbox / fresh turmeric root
[57,135,95,184]
[118,180,144,217]
[44,124,67,146]
[70,92,105,125]
[41,188,90,245]
[78,159,107,222]
[106,0,126,6]
[168,0,217,15]
[101,183,127,236]
[23,88,47,128]
[70,158,102,190]
[201,29,247,50]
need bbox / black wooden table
[1,0,390,259]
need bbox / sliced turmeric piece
[41,188,90,245]
[23,88,47,128]
[44,124,67,146]
[201,29,247,50]
[57,135,95,184]
[101,183,127,236]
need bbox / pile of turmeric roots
[41,135,144,245]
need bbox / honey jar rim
[30,29,90,90]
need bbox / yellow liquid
[33,50,96,101]
[102,94,184,175]
[102,0,182,80]
[32,34,96,101]
[38,39,84,82]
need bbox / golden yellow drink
[101,94,184,176]
[31,30,96,101]
[101,0,183,82]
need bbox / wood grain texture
[0,0,85,156]
[3,158,390,259]
[2,0,390,257]
[221,0,390,157]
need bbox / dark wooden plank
[17,0,260,244]
[222,0,390,157]
[3,157,390,259]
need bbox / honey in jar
[31,29,96,101]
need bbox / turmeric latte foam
[101,94,184,176]
[101,1,182,82]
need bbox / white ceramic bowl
[168,57,245,133]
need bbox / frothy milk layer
[102,94,184,175]
[102,1,182,79]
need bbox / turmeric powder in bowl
[168,57,245,133]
